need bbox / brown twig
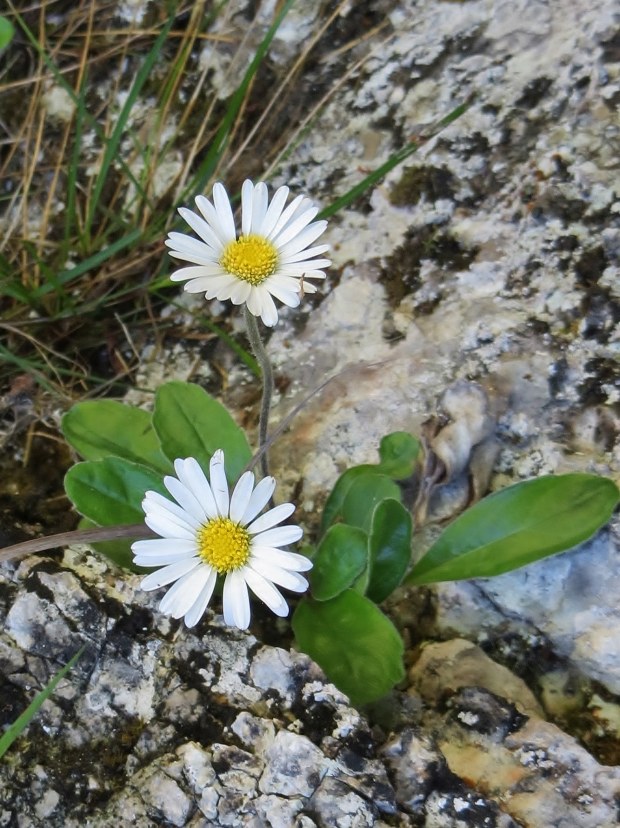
[0,523,155,564]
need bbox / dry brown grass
[0,0,380,413]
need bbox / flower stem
[244,307,274,478]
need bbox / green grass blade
[184,0,296,198]
[32,228,142,298]
[0,253,38,305]
[64,69,89,251]
[202,317,260,377]
[85,11,177,237]
[318,98,472,220]
[0,647,84,759]
[10,9,150,225]
[0,344,61,393]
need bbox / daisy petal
[298,269,327,279]
[273,207,319,247]
[174,458,219,519]
[194,194,232,246]
[166,250,217,268]
[266,193,305,239]
[209,450,230,515]
[279,256,331,271]
[141,557,201,591]
[251,182,269,233]
[258,185,289,237]
[245,286,265,319]
[249,559,309,592]
[258,290,279,327]
[178,207,225,253]
[223,570,251,629]
[247,502,295,534]
[142,490,201,532]
[282,243,330,263]
[165,233,217,262]
[241,476,276,524]
[132,538,197,557]
[241,179,254,236]
[228,279,252,305]
[212,182,237,242]
[267,274,304,291]
[183,274,237,296]
[169,264,224,283]
[184,568,218,627]
[133,549,198,567]
[160,565,212,618]
[251,545,313,572]
[265,284,301,308]
[132,538,197,566]
[164,476,208,523]
[212,275,245,300]
[242,567,289,617]
[279,221,328,256]
[229,471,255,522]
[145,513,196,541]
[253,525,304,547]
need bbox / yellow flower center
[197,517,251,573]
[220,235,278,286]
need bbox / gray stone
[409,638,544,718]
[258,730,328,797]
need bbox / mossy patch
[380,226,478,310]
[389,165,456,207]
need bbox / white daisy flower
[165,179,331,327]
[132,450,311,630]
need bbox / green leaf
[0,647,84,759]
[407,473,620,584]
[153,382,252,481]
[367,499,412,603]
[310,524,369,601]
[62,400,171,473]
[65,459,166,569]
[321,432,419,532]
[65,458,166,527]
[341,474,402,532]
[292,591,405,706]
[0,16,15,51]
[376,431,421,479]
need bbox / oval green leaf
[321,466,378,533]
[367,498,412,603]
[65,457,167,528]
[310,524,368,601]
[0,17,14,51]
[62,400,171,473]
[377,431,421,479]
[292,591,405,706]
[153,381,252,481]
[407,473,620,584]
[321,432,419,532]
[341,473,402,532]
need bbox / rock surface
[2,0,620,825]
